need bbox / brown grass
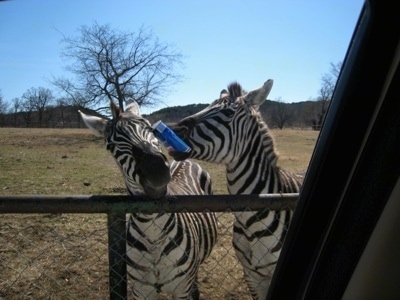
[0,127,318,299]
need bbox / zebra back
[168,160,213,196]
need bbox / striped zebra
[169,79,302,299]
[79,101,217,300]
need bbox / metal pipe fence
[0,194,298,300]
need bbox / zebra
[79,100,218,300]
[169,79,302,299]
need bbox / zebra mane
[221,82,279,167]
[226,82,246,100]
[258,112,279,167]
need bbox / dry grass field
[0,127,318,299]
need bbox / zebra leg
[171,277,199,300]
[190,276,200,300]
[132,284,159,300]
[243,268,270,300]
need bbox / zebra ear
[110,101,121,119]
[220,89,229,99]
[78,110,107,137]
[125,99,141,116]
[244,79,274,106]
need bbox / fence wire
[0,194,298,300]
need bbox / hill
[144,103,208,124]
[145,99,328,130]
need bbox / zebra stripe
[171,80,302,300]
[79,101,217,300]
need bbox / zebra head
[170,79,274,164]
[79,101,171,199]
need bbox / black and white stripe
[79,101,217,300]
[171,80,302,299]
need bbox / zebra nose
[139,153,171,187]
[178,117,196,129]
[171,118,195,137]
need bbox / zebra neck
[226,145,280,195]
[234,120,279,166]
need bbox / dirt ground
[0,213,252,300]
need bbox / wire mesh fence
[0,194,298,300]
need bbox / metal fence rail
[0,194,299,213]
[0,194,298,300]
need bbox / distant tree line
[261,99,330,130]
[0,87,331,130]
[0,87,105,128]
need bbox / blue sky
[0,0,364,113]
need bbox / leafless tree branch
[53,23,184,111]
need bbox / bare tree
[52,77,91,108]
[313,61,343,130]
[270,97,293,129]
[0,91,8,126]
[319,61,342,102]
[53,97,71,127]
[22,87,54,127]
[0,91,7,114]
[10,97,22,126]
[21,96,34,127]
[56,23,184,110]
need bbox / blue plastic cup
[152,120,191,153]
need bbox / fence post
[108,212,127,300]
